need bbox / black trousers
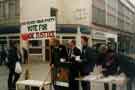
[80,72,90,90]
[69,70,79,90]
[80,63,91,90]
[104,83,116,90]
[127,78,135,90]
[0,57,5,65]
[8,68,20,90]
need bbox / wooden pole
[24,40,31,80]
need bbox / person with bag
[7,41,22,90]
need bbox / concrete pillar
[77,25,81,49]
[42,39,45,62]
[7,36,10,48]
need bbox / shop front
[118,32,134,54]
[91,30,118,50]
[25,24,92,62]
[0,24,91,62]
[0,26,20,49]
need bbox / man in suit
[80,36,97,90]
[68,40,81,90]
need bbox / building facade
[0,0,135,61]
[92,0,135,53]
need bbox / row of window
[118,35,135,54]
[92,5,106,25]
[0,0,19,19]
[92,0,134,32]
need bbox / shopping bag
[15,62,22,74]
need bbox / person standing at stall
[68,40,81,90]
[102,49,118,90]
[80,36,97,90]
[97,45,118,90]
[7,41,22,90]
[49,38,68,90]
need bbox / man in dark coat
[68,40,81,90]
[80,36,97,90]
[7,41,22,90]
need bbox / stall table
[76,75,126,90]
[16,80,51,90]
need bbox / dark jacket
[0,48,7,60]
[81,47,98,73]
[68,47,81,78]
[96,53,106,66]
[102,52,118,76]
[117,53,135,78]
[68,47,81,63]
[7,47,22,70]
[50,45,68,66]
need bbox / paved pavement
[0,65,8,90]
[0,62,128,90]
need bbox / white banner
[21,17,56,40]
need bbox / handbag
[15,61,22,74]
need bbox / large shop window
[51,8,58,22]
[29,40,42,47]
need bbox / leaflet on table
[96,76,115,83]
[83,75,97,81]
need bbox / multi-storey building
[0,0,135,61]
[92,0,135,53]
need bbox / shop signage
[92,31,106,40]
[21,17,56,40]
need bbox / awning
[0,26,20,34]
[0,24,91,35]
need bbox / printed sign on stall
[21,17,56,40]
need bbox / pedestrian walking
[7,41,22,90]
[80,36,97,90]
[0,45,7,65]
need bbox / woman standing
[49,38,68,90]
